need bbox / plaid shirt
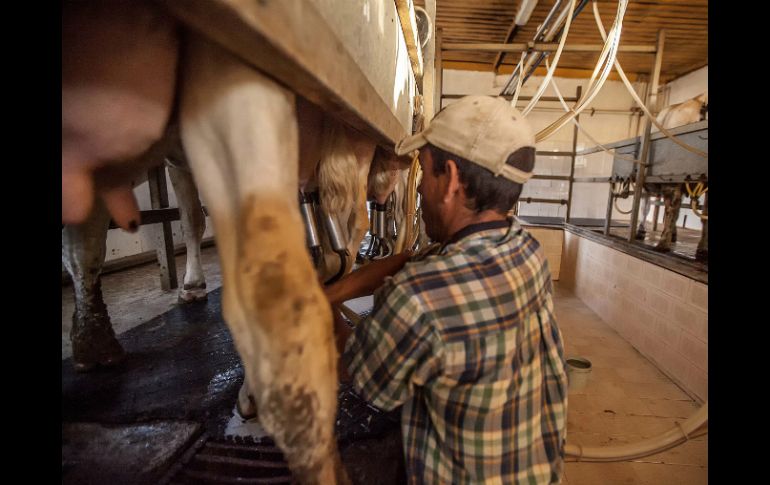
[344,218,568,484]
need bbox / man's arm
[324,251,412,306]
[332,308,353,383]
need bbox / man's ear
[443,158,463,203]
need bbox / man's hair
[428,144,535,214]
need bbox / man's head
[395,95,536,242]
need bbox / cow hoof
[635,231,646,240]
[235,386,259,421]
[696,249,708,260]
[178,284,207,303]
[72,335,126,373]
[236,383,258,421]
[653,245,670,253]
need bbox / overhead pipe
[522,0,577,115]
[502,0,563,92]
[502,0,591,96]
[493,0,541,72]
[535,0,629,142]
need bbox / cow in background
[62,126,208,372]
[636,92,708,258]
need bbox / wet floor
[62,247,706,484]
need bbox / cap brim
[395,133,427,156]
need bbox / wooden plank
[160,0,413,148]
[147,167,178,291]
[443,43,657,53]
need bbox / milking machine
[299,190,349,285]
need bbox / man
[326,95,568,484]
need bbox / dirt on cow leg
[654,186,682,252]
[71,279,125,372]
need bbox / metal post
[422,0,437,124]
[604,182,614,236]
[148,166,178,291]
[628,30,664,242]
[652,197,660,231]
[566,85,581,224]
[434,28,443,114]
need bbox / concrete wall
[663,66,707,106]
[561,230,708,402]
[525,226,563,281]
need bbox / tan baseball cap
[395,95,536,184]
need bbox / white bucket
[566,357,592,391]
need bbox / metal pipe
[492,0,540,71]
[374,202,387,238]
[628,30,665,242]
[523,0,591,88]
[299,191,322,249]
[322,213,347,253]
[502,0,563,93]
[502,0,590,95]
[566,86,581,223]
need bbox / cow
[62,2,411,482]
[62,135,208,372]
[635,92,708,259]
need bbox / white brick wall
[562,231,708,402]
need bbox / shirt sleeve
[343,277,441,411]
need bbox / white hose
[565,402,708,462]
[591,2,708,158]
[522,0,577,115]
[546,58,641,165]
[535,0,628,142]
[613,197,633,215]
[510,51,527,108]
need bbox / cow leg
[696,192,708,260]
[655,186,682,252]
[62,200,125,372]
[181,35,347,485]
[167,164,207,302]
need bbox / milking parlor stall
[61,0,708,483]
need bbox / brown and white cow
[63,2,408,482]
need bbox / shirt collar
[440,218,515,253]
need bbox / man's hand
[324,251,412,306]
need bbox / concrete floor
[61,246,707,483]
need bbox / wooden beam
[443,43,657,53]
[442,62,639,82]
[147,167,178,291]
